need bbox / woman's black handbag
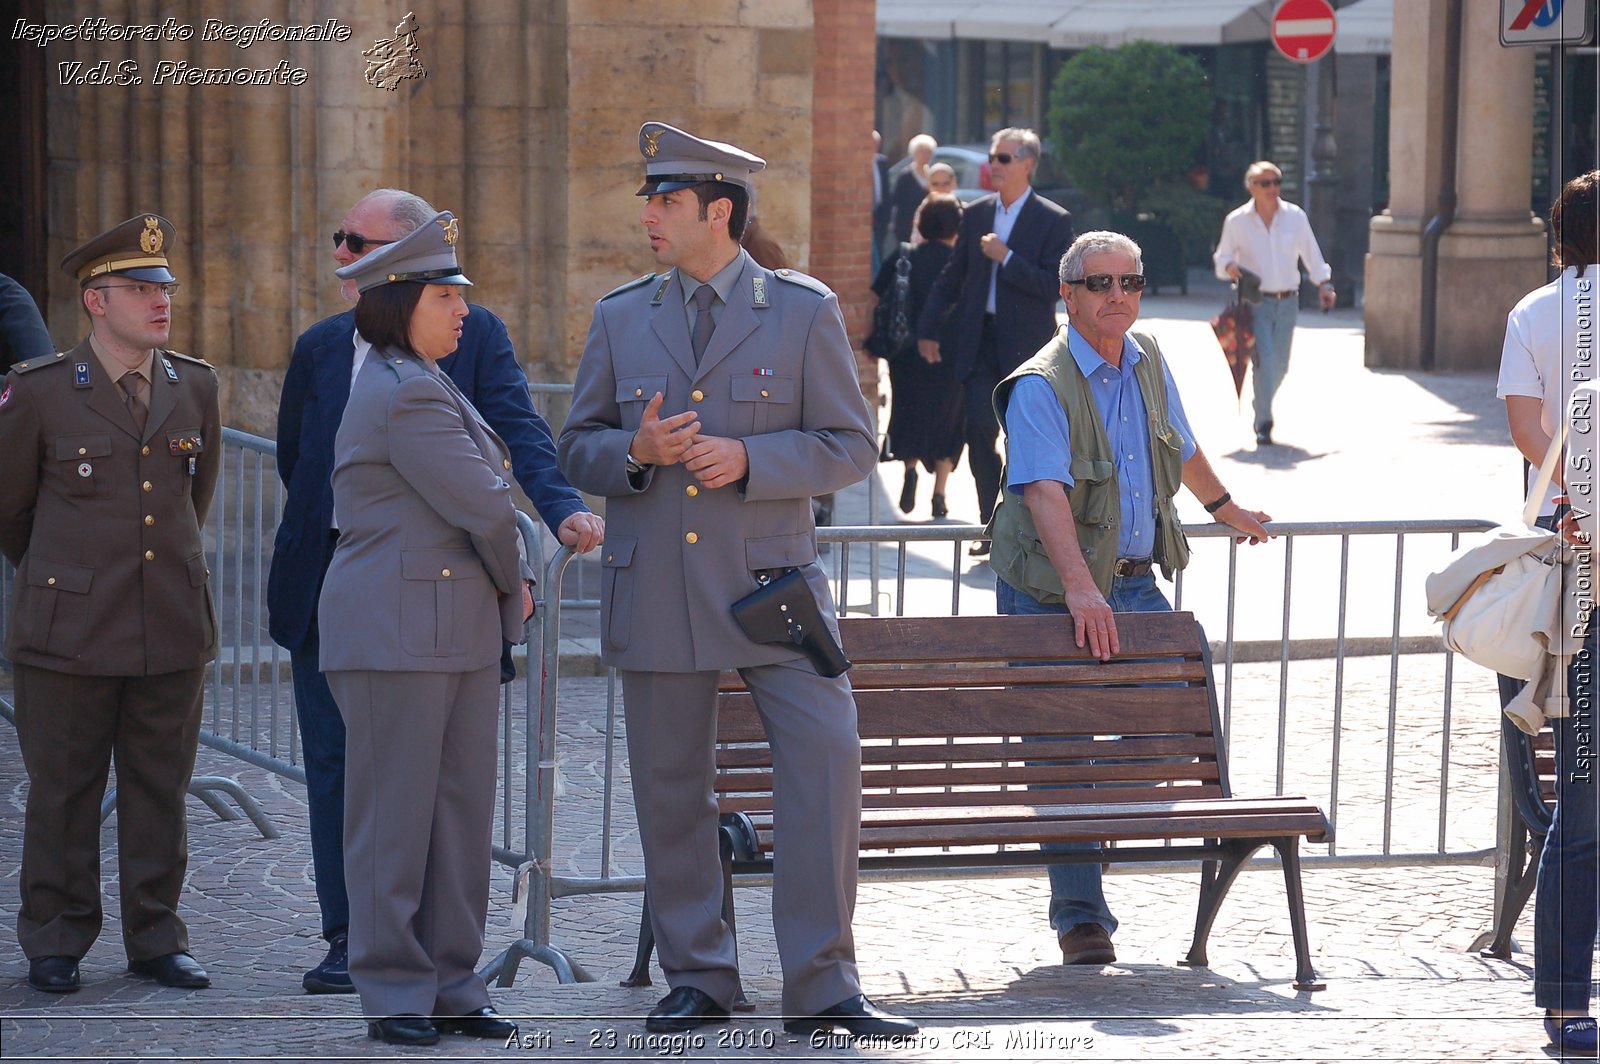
[731,569,851,677]
[865,245,913,360]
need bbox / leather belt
[1112,557,1153,577]
[1261,289,1296,299]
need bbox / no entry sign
[1271,0,1338,63]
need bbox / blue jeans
[1534,628,1598,1012]
[1251,294,1299,432]
[996,571,1173,938]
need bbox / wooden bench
[1473,717,1557,959]
[624,611,1331,992]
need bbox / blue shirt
[1002,325,1197,558]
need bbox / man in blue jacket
[268,188,604,994]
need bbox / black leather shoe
[783,994,918,1038]
[931,492,948,519]
[436,1006,518,1039]
[899,468,918,514]
[128,952,210,989]
[368,1015,439,1046]
[968,540,990,556]
[302,931,353,994]
[28,956,80,993]
[1255,422,1273,446]
[645,986,730,1033]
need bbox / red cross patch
[0,384,10,407]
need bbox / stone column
[1433,0,1546,370]
[1365,0,1546,370]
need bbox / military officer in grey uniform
[558,122,917,1039]
[0,214,220,994]
[318,212,527,1048]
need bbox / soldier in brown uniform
[0,214,220,993]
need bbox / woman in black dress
[873,194,965,517]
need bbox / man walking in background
[916,127,1074,547]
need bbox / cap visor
[96,266,175,284]
[637,178,703,196]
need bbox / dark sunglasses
[989,151,1021,164]
[1254,177,1281,187]
[1066,273,1147,294]
[332,230,396,254]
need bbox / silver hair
[989,127,1041,160]
[1058,230,1144,284]
[360,188,439,234]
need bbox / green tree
[1047,42,1210,214]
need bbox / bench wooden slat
[717,783,1229,814]
[717,761,1222,796]
[715,735,1219,769]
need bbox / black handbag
[731,568,851,678]
[864,244,913,360]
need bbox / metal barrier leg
[479,940,592,987]
[100,777,278,839]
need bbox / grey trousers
[328,665,499,1019]
[620,658,863,1016]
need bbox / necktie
[120,370,148,433]
[690,284,717,365]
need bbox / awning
[877,0,1277,48]
[878,0,1390,54]
[1332,0,1392,55]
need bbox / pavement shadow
[1224,441,1334,468]
[1368,366,1510,448]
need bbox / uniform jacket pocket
[22,558,93,659]
[730,375,794,435]
[399,547,481,657]
[615,376,668,431]
[54,434,113,498]
[601,535,637,652]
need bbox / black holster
[730,568,851,678]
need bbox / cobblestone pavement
[1,289,1585,1062]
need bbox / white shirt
[1212,198,1332,292]
[1497,265,1600,514]
[986,186,1031,314]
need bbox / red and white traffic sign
[1271,0,1338,63]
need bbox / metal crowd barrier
[488,516,1513,986]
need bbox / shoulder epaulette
[164,350,215,370]
[11,351,67,374]
[378,353,428,381]
[771,268,830,297]
[600,273,658,302]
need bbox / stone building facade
[5,0,879,433]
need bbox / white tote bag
[1424,424,1571,680]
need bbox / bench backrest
[714,611,1227,814]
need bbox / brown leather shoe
[1058,923,1116,966]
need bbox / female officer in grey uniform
[318,212,529,1047]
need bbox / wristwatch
[625,451,647,476]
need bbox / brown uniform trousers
[0,338,220,962]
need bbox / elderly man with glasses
[987,230,1272,969]
[268,188,603,995]
[916,127,1074,548]
[1213,160,1336,446]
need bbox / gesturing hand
[629,392,699,466]
[683,435,749,490]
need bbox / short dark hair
[692,181,750,240]
[1551,169,1599,275]
[353,281,425,351]
[917,194,962,243]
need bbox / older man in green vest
[988,230,1272,967]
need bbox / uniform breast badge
[77,462,92,477]
[74,363,91,387]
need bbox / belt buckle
[1113,557,1147,577]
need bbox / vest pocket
[1067,456,1117,525]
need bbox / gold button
[142,481,153,492]
[144,550,155,561]
[503,459,512,470]
[441,568,452,577]
[691,389,704,402]
[144,515,154,526]
[141,446,150,456]
[685,531,698,544]
[685,484,698,497]
[78,447,87,456]
[634,387,643,397]
[760,389,770,398]
[606,553,614,563]
[46,577,56,586]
